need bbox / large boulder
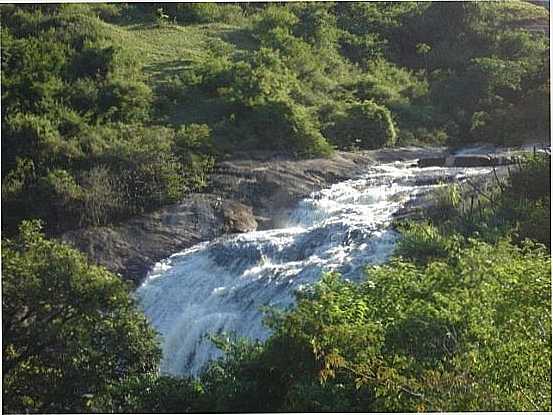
[451,155,493,167]
[62,195,257,286]
[418,154,517,168]
[452,155,516,167]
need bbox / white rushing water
[136,160,493,376]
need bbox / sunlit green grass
[91,19,256,127]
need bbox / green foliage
[172,3,244,25]
[199,335,282,413]
[506,153,551,203]
[289,2,338,49]
[501,153,551,247]
[175,123,213,155]
[202,240,551,412]
[1,3,550,413]
[325,100,397,150]
[353,59,429,106]
[253,5,299,36]
[400,153,551,250]
[416,1,549,144]
[1,6,219,235]
[434,182,462,219]
[395,222,455,265]
[92,125,190,215]
[339,31,386,66]
[396,127,448,146]
[2,221,161,413]
[222,48,301,108]
[2,2,550,228]
[174,124,215,190]
[99,78,153,123]
[91,374,204,413]
[79,165,123,227]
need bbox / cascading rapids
[136,161,493,376]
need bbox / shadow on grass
[145,59,195,82]
[212,27,258,52]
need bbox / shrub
[500,153,551,247]
[92,374,204,413]
[289,2,338,48]
[396,127,448,146]
[339,31,386,66]
[506,153,550,203]
[68,77,101,116]
[202,240,551,412]
[70,46,115,80]
[87,3,122,23]
[395,221,454,264]
[352,60,429,106]
[103,126,185,213]
[253,5,299,36]
[79,165,123,227]
[513,197,551,248]
[2,221,161,413]
[231,99,333,157]
[173,3,244,25]
[3,112,82,171]
[35,169,84,230]
[175,123,213,155]
[99,77,153,123]
[325,100,397,150]
[433,182,462,220]
[222,48,300,108]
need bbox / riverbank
[62,147,446,284]
[62,144,534,285]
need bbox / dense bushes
[196,240,550,412]
[325,100,397,149]
[0,122,203,234]
[1,5,215,235]
[2,221,161,413]
[394,153,551,251]
[3,1,548,236]
[501,153,551,247]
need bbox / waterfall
[136,160,493,376]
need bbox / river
[136,160,494,376]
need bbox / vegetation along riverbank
[2,2,550,413]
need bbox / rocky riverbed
[62,144,536,285]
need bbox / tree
[325,101,397,150]
[2,221,161,413]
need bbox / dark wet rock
[206,147,447,230]
[418,154,517,168]
[451,154,518,167]
[417,157,446,168]
[62,196,256,286]
[414,175,457,186]
[451,155,493,167]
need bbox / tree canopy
[2,221,161,413]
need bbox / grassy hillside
[1,1,550,237]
